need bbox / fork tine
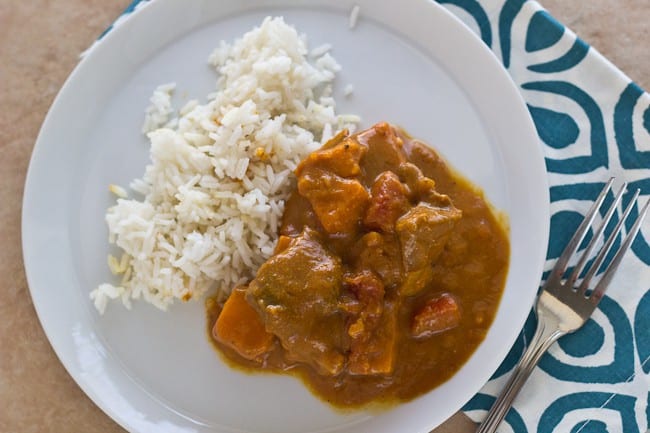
[567,182,627,287]
[578,189,640,295]
[588,196,649,304]
[546,178,614,285]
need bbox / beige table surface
[1,1,648,432]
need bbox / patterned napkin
[438,1,650,432]
[103,1,650,431]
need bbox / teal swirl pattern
[498,0,526,68]
[538,296,635,384]
[105,1,649,431]
[450,1,650,432]
[635,291,650,374]
[524,81,608,173]
[525,11,589,74]
[538,393,640,433]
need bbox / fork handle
[476,314,566,433]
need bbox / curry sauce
[206,122,509,407]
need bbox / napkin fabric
[438,1,650,432]
[105,1,650,432]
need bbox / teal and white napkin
[439,1,649,432]
[103,1,650,431]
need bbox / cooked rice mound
[91,17,359,313]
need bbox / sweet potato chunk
[411,293,461,338]
[298,168,370,233]
[296,136,367,178]
[214,287,274,361]
[273,235,292,254]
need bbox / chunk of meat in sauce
[396,162,456,208]
[356,121,407,182]
[247,227,347,375]
[411,293,461,338]
[345,271,397,375]
[353,232,403,289]
[399,266,434,297]
[396,203,462,273]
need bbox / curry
[206,122,509,407]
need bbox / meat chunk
[397,162,453,206]
[396,202,462,272]
[397,162,425,200]
[213,286,274,361]
[354,232,403,289]
[356,122,407,181]
[247,228,346,375]
[411,293,461,338]
[364,171,410,233]
[279,192,322,237]
[420,186,458,210]
[345,271,397,375]
[400,266,434,297]
[297,168,370,233]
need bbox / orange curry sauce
[206,122,509,408]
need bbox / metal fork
[476,178,650,433]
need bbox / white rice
[108,184,128,198]
[91,17,359,313]
[141,82,177,133]
[309,43,332,58]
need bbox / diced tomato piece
[411,293,461,338]
[364,171,410,232]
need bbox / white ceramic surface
[22,0,549,432]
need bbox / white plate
[22,0,549,432]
